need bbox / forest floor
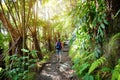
[36,45,79,80]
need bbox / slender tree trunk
[31,2,43,59]
[48,38,52,51]
[32,33,43,59]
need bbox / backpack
[56,42,62,50]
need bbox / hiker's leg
[56,49,59,61]
[59,54,61,62]
[59,50,62,62]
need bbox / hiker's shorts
[56,49,62,55]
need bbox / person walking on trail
[55,39,63,62]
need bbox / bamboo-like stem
[22,0,25,49]
[12,0,21,23]
[0,1,18,41]
[26,1,33,27]
[4,1,20,35]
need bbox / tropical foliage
[69,0,120,80]
[0,0,120,80]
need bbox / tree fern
[88,57,106,74]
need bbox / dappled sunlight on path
[36,46,79,80]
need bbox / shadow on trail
[36,45,79,80]
[36,74,52,80]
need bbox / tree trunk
[48,38,52,51]
[32,33,43,59]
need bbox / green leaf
[21,49,29,53]
[99,28,103,38]
[113,9,120,19]
[101,67,111,72]
[20,56,29,60]
[30,50,38,54]
[84,73,94,80]
[29,64,36,69]
[0,67,2,72]
[11,69,17,74]
[18,73,23,77]
[98,17,102,23]
[79,63,90,75]
[103,19,108,25]
[16,68,20,71]
[23,70,29,74]
[28,59,37,63]
[118,75,120,80]
[88,57,106,74]
[25,63,29,66]
[112,64,120,80]
[84,73,90,80]
[14,75,19,80]
[100,23,105,29]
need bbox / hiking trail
[36,45,79,80]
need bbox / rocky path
[36,46,79,80]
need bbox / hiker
[55,39,63,62]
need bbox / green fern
[84,73,94,80]
[88,57,106,74]
[79,62,90,75]
[112,64,120,80]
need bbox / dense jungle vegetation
[0,0,120,80]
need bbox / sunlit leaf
[100,23,105,29]
[21,49,29,53]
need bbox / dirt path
[36,46,79,80]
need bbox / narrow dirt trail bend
[36,45,79,80]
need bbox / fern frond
[88,57,106,74]
[79,62,90,75]
[112,64,120,80]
